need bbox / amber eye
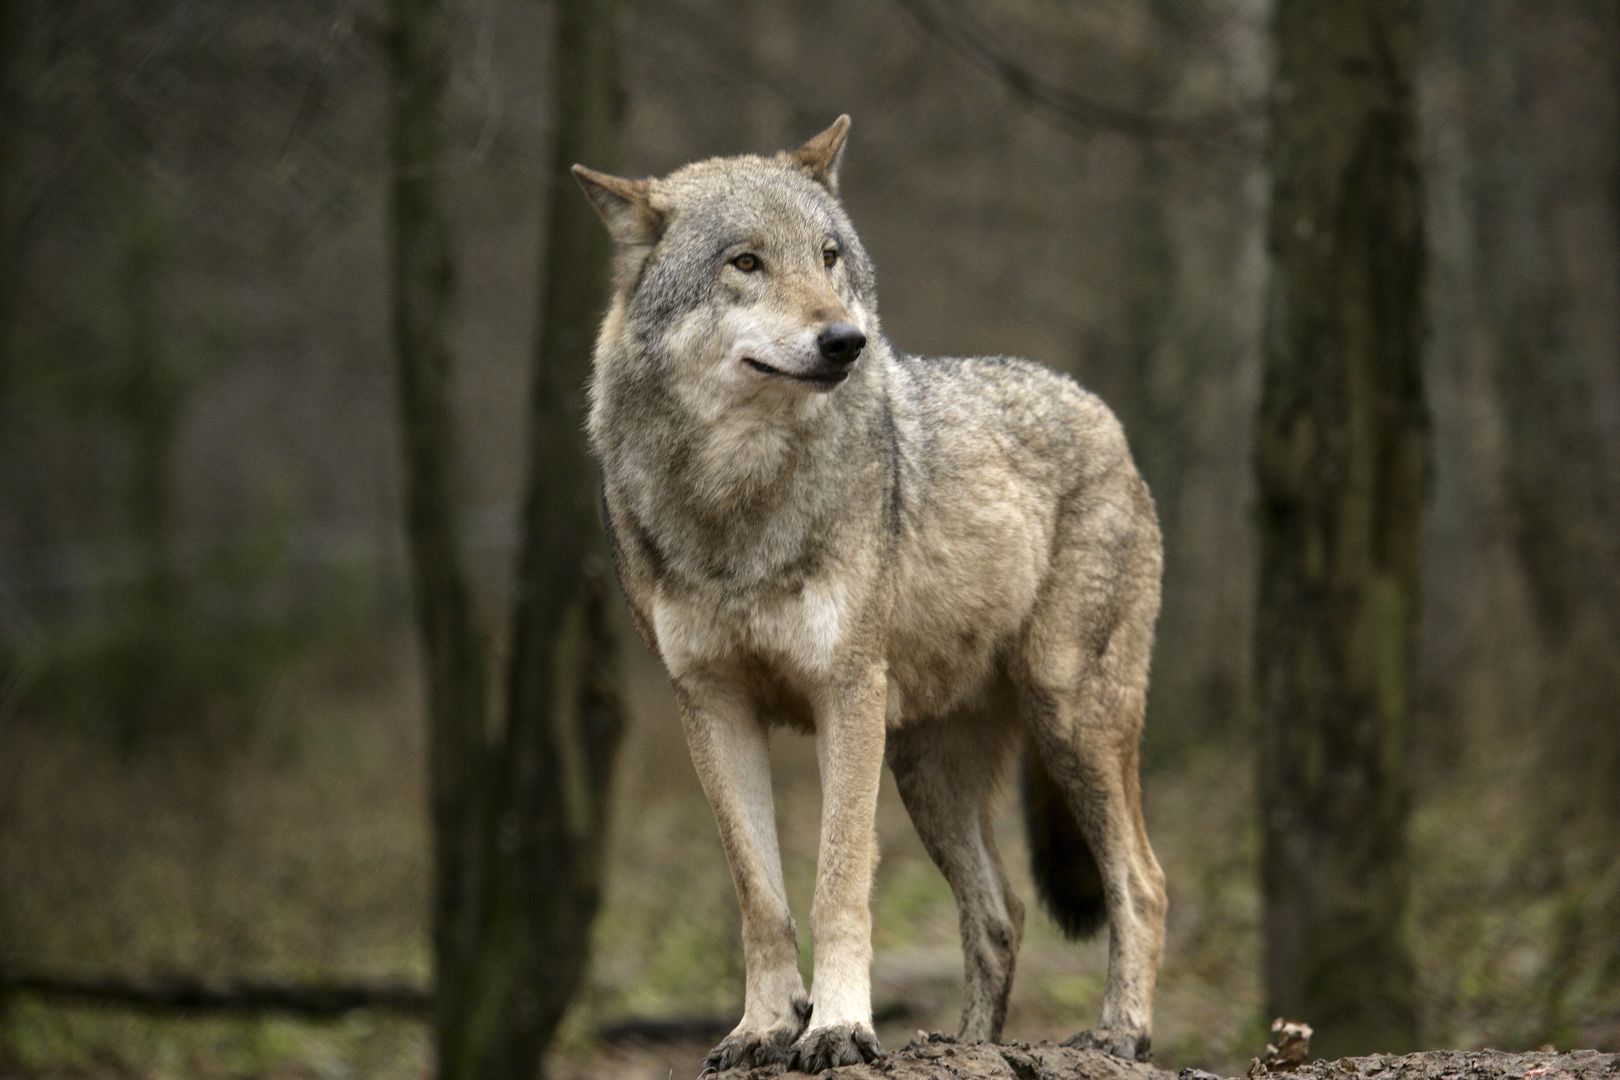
[823,247,839,268]
[731,253,760,272]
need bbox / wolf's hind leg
[888,710,1024,1043]
[1017,505,1166,1061]
[1019,677,1166,1061]
[678,682,808,1073]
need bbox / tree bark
[1466,0,1620,828]
[384,0,492,1074]
[1256,0,1427,1058]
[109,211,189,749]
[1440,0,1620,1029]
[1115,0,1263,751]
[389,0,627,1070]
[1118,0,1196,746]
[422,0,630,1076]
[492,0,628,1066]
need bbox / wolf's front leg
[678,682,808,1074]
[791,664,888,1071]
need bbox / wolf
[573,116,1167,1074]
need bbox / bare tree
[464,0,628,1071]
[387,0,626,1075]
[1466,0,1620,827]
[1436,0,1620,1032]
[1255,0,1427,1058]
[385,0,492,1071]
[1113,0,1266,749]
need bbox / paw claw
[1063,1026,1152,1062]
[789,1023,883,1071]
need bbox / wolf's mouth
[742,357,849,387]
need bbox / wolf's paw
[699,999,810,1076]
[698,1028,794,1075]
[788,1023,882,1071]
[1062,1025,1152,1062]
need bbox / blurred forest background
[1,0,1617,1078]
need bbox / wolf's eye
[823,247,839,269]
[731,253,761,273]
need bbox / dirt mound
[731,1033,1169,1078]
[728,1038,1617,1080]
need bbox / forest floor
[756,1044,1620,1080]
[2,631,1617,1079]
[717,1043,1620,1080]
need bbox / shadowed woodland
[1,1,1617,1078]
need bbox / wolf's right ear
[572,165,664,248]
[789,115,851,193]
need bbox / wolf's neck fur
[594,343,893,594]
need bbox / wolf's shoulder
[887,351,1131,483]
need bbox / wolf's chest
[651,576,856,684]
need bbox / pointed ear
[571,165,663,247]
[788,114,851,193]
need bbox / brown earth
[723,1040,1618,1080]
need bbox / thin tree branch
[890,0,1261,149]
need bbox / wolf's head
[574,117,880,410]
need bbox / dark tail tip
[1021,743,1107,940]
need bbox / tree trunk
[1111,0,1267,755]
[1256,0,1427,1058]
[384,0,492,1075]
[1468,0,1620,829]
[119,221,180,624]
[492,0,628,1065]
[112,212,188,748]
[420,0,630,1076]
[1445,0,1620,1032]
[389,0,626,1074]
[1118,0,1194,746]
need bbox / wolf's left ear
[788,115,851,194]
[572,165,664,248]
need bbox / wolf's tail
[1020,743,1107,939]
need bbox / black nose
[817,322,867,366]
